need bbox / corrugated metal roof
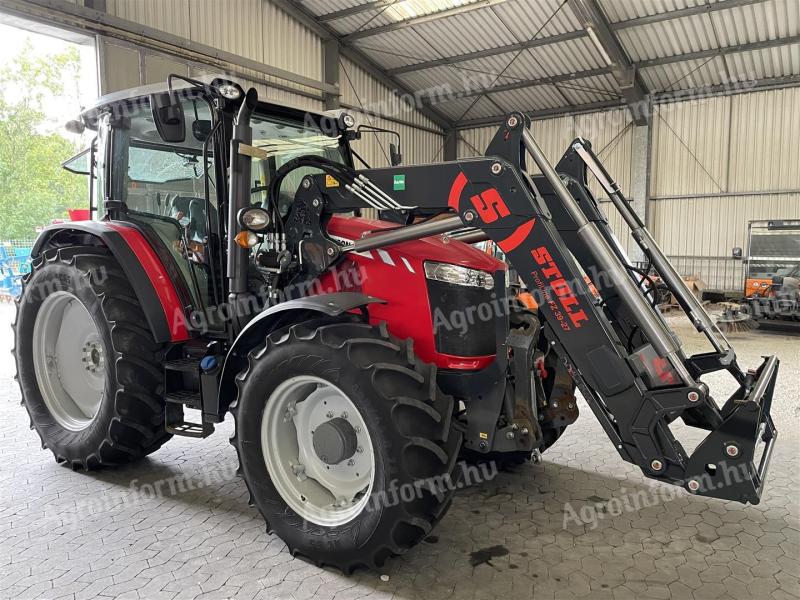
[489,84,567,111]
[615,13,719,62]
[557,73,622,104]
[407,9,519,56]
[725,41,800,79]
[640,57,729,91]
[598,0,724,24]
[295,0,800,124]
[710,0,799,44]
[529,35,609,75]
[491,0,583,38]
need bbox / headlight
[339,112,356,129]
[218,83,242,99]
[238,207,270,231]
[424,261,494,290]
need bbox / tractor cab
[64,77,356,335]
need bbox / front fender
[216,292,384,415]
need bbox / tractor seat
[167,195,195,222]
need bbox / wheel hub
[312,417,358,465]
[261,375,375,527]
[32,292,105,431]
[82,340,105,375]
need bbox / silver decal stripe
[377,249,395,266]
[401,257,415,273]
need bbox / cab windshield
[249,113,348,215]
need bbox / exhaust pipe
[227,88,259,328]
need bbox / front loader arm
[279,113,777,505]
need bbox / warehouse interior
[0,0,798,599]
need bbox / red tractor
[13,77,778,572]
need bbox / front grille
[427,277,499,357]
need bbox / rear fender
[216,292,384,414]
[32,221,190,343]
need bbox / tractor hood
[327,215,506,273]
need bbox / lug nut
[687,391,700,403]
[356,446,363,453]
[650,459,663,471]
[347,459,355,466]
[341,412,348,419]
[302,178,312,189]
[506,431,515,440]
[326,411,334,419]
[726,444,740,458]
[687,479,701,492]
[520,427,529,436]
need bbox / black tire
[231,320,462,573]
[13,246,172,469]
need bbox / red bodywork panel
[107,223,190,341]
[320,216,506,370]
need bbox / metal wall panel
[105,0,191,38]
[650,192,800,290]
[100,0,443,154]
[728,86,800,192]
[651,95,731,197]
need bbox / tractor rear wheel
[231,320,462,572]
[13,247,172,469]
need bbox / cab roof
[78,75,334,130]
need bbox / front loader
[13,78,778,572]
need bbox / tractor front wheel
[231,320,462,572]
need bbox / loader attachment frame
[261,112,777,505]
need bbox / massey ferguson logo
[531,246,588,330]
[470,188,510,223]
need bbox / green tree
[0,42,86,240]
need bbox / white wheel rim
[261,375,375,527]
[32,291,105,431]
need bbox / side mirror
[732,247,743,259]
[390,142,402,166]
[150,92,185,143]
[65,119,85,134]
[192,119,212,142]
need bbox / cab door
[105,95,226,334]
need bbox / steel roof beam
[454,73,800,129]
[422,66,614,104]
[387,30,586,75]
[455,99,626,129]
[342,0,508,42]
[430,33,799,112]
[567,0,650,124]
[638,34,800,68]
[317,0,402,23]
[611,0,769,31]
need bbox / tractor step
[166,418,214,438]
[163,357,215,438]
[165,389,202,409]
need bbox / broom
[716,303,757,333]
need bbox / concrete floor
[1,302,798,600]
